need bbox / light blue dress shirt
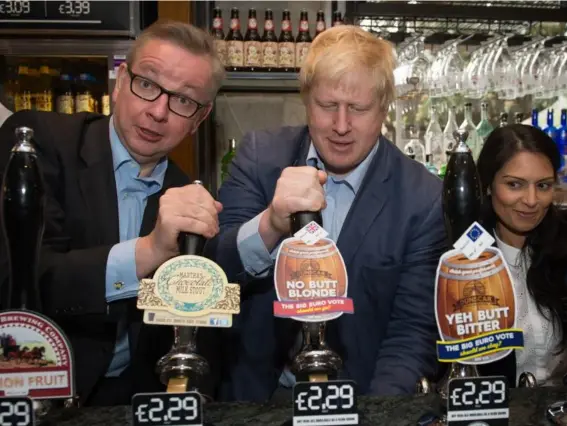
[236,140,379,386]
[104,116,168,377]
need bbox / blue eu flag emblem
[467,224,483,242]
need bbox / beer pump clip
[0,127,76,425]
[416,130,526,426]
[273,212,359,426]
[134,180,240,426]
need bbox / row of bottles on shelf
[3,62,110,115]
[404,103,490,177]
[405,103,567,183]
[532,108,567,173]
[212,7,344,72]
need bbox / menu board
[0,0,133,33]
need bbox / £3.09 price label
[447,376,509,426]
[292,380,358,426]
[0,397,34,426]
[132,392,203,426]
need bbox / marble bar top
[42,387,567,426]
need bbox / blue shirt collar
[109,115,168,181]
[306,140,379,194]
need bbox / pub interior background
[0,0,566,200]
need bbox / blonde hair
[127,20,225,99]
[299,25,396,112]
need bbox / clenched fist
[136,183,223,277]
[267,166,327,236]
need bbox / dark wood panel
[157,0,195,179]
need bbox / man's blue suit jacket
[207,125,448,402]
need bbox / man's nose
[333,106,351,135]
[147,93,169,122]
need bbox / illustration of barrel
[436,247,515,340]
[274,238,348,301]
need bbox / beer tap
[2,126,77,417]
[289,211,342,382]
[416,129,482,422]
[156,181,210,394]
[2,127,45,311]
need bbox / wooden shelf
[221,72,300,93]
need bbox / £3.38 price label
[132,392,203,426]
[292,380,359,426]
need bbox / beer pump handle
[2,126,45,311]
[452,129,471,154]
[290,211,323,235]
[289,163,324,234]
[178,180,207,256]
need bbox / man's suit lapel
[336,138,391,267]
[78,116,119,246]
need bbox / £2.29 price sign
[447,376,509,426]
[0,397,34,426]
[292,380,359,426]
[132,392,203,426]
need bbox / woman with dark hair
[476,124,567,387]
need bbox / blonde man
[0,21,224,406]
[210,25,447,402]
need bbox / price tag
[447,376,509,425]
[292,380,358,426]
[0,397,34,426]
[132,392,203,426]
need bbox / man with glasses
[0,21,225,406]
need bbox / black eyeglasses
[126,67,207,119]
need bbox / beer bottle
[225,7,244,72]
[27,67,39,111]
[4,67,16,112]
[244,8,262,72]
[261,9,278,72]
[332,11,344,26]
[101,90,110,116]
[36,65,53,112]
[221,139,237,183]
[514,112,524,124]
[315,10,326,38]
[211,7,227,68]
[75,73,95,113]
[295,9,312,71]
[14,64,32,112]
[56,73,75,114]
[278,9,295,72]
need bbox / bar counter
[42,387,566,425]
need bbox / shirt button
[114,281,124,290]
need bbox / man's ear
[112,62,129,103]
[189,103,213,135]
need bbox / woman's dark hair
[476,124,567,352]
